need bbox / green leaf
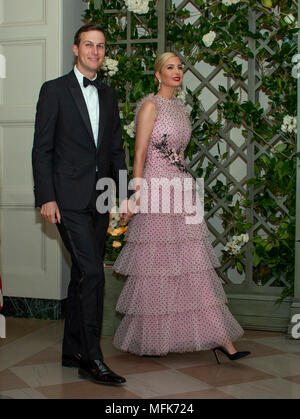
[265,243,273,252]
[262,0,273,9]
[218,85,227,93]
[275,143,287,153]
[237,261,244,273]
[253,252,261,267]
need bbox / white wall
[0,0,86,300]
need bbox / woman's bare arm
[121,100,156,221]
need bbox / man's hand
[119,199,136,224]
[40,201,61,224]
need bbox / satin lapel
[97,83,107,150]
[68,71,95,147]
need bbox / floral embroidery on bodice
[135,94,192,176]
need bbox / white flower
[137,26,148,37]
[109,206,120,229]
[284,13,295,25]
[101,57,119,77]
[224,241,241,255]
[124,121,135,138]
[233,233,249,244]
[232,233,249,243]
[110,220,118,229]
[224,233,249,255]
[125,0,149,14]
[292,54,300,64]
[202,31,216,48]
[281,115,297,134]
[222,0,240,6]
[240,233,249,243]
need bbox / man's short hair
[74,23,106,46]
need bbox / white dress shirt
[74,65,99,147]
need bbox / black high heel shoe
[212,346,251,364]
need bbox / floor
[0,318,300,399]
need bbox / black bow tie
[83,77,100,89]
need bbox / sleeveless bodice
[135,94,192,178]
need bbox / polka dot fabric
[113,94,244,356]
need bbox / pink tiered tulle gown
[113,94,244,356]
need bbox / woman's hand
[119,199,135,224]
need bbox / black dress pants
[57,178,109,361]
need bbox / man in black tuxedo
[32,23,133,385]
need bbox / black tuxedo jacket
[32,70,130,210]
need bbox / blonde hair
[154,52,178,85]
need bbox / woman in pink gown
[113,52,250,363]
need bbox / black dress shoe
[62,353,82,368]
[78,359,126,386]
